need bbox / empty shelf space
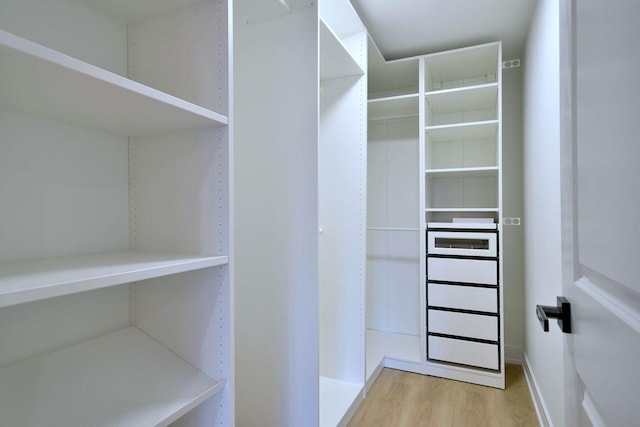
[367,329,421,365]
[425,120,498,142]
[0,327,224,427]
[424,42,499,91]
[0,30,227,137]
[425,83,498,114]
[425,166,499,177]
[319,19,364,81]
[368,93,419,120]
[319,376,363,427]
[0,251,228,308]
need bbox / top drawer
[427,231,497,257]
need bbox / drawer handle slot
[435,237,490,250]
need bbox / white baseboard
[522,352,552,427]
[505,345,523,365]
[582,391,606,427]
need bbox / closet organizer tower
[367,41,504,389]
[234,0,367,426]
[0,0,233,425]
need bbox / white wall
[233,6,319,427]
[523,0,565,425]
[502,66,525,356]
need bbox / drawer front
[428,231,497,257]
[428,335,499,370]
[428,257,497,285]
[428,283,498,313]
[428,310,498,341]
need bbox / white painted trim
[504,345,523,365]
[582,391,606,427]
[575,276,640,335]
[383,357,422,374]
[522,352,552,427]
[365,359,384,394]
[337,389,364,427]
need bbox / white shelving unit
[0,0,232,424]
[366,40,421,388]
[366,41,504,390]
[234,1,367,425]
[319,0,367,425]
[423,42,502,224]
[422,42,504,389]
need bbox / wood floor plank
[348,365,539,427]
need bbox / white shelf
[0,29,228,137]
[0,327,224,427]
[0,251,228,308]
[368,93,419,121]
[367,329,421,365]
[319,376,363,427]
[425,120,499,142]
[319,19,364,81]
[425,83,498,114]
[426,208,499,213]
[83,0,204,23]
[367,226,420,231]
[427,222,497,230]
[424,42,499,91]
[425,166,499,178]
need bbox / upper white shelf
[425,83,498,114]
[83,0,204,23]
[427,222,497,230]
[0,29,227,137]
[425,120,498,142]
[425,166,499,178]
[424,42,499,91]
[426,208,499,213]
[368,93,419,121]
[0,251,228,308]
[0,326,224,427]
[319,19,364,81]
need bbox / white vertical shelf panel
[0,30,227,136]
[0,327,224,427]
[0,252,228,308]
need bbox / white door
[560,0,640,425]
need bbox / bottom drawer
[428,335,499,370]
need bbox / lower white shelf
[319,376,363,427]
[0,326,224,427]
[366,329,421,378]
[0,251,228,308]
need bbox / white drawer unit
[427,283,498,313]
[427,231,497,257]
[427,257,497,285]
[428,335,499,371]
[427,309,498,341]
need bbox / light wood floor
[348,365,539,427]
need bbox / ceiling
[349,0,536,61]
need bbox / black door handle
[536,297,571,333]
